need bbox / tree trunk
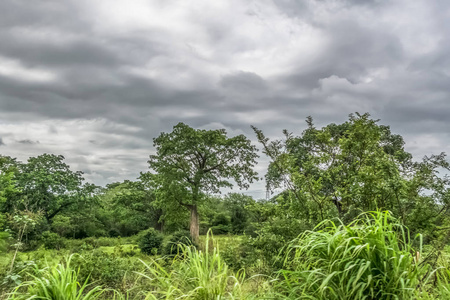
[154,209,164,232]
[189,205,199,243]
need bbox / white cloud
[0,55,56,82]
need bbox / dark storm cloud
[0,0,449,197]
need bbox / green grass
[137,232,249,300]
[8,255,105,300]
[4,218,450,299]
[276,211,430,300]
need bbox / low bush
[138,228,164,255]
[96,236,121,247]
[70,250,141,291]
[41,231,65,250]
[0,259,37,295]
[210,224,231,235]
[163,230,196,257]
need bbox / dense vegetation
[2,113,450,299]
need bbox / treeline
[0,155,261,243]
[1,112,450,256]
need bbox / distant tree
[147,123,259,242]
[224,193,254,234]
[98,180,163,236]
[0,156,21,215]
[16,154,96,223]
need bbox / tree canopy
[147,122,259,241]
[253,113,450,235]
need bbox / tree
[16,154,95,223]
[253,113,450,231]
[147,123,259,242]
[0,156,21,216]
[98,180,163,236]
[223,193,254,234]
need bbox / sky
[1,0,449,198]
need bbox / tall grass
[8,255,104,300]
[138,231,246,300]
[276,211,430,300]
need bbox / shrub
[276,211,429,300]
[163,230,195,257]
[210,224,231,235]
[64,238,86,252]
[96,236,121,247]
[41,231,65,250]
[70,250,141,290]
[0,259,37,294]
[0,231,9,252]
[139,228,164,255]
[248,217,309,269]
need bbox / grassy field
[2,213,450,299]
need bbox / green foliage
[249,216,310,269]
[139,233,246,300]
[139,228,164,255]
[224,193,254,234]
[9,256,104,300]
[0,231,9,252]
[163,230,196,257]
[147,122,259,241]
[70,250,141,291]
[217,236,258,273]
[253,113,450,237]
[276,211,429,300]
[98,180,163,237]
[16,154,96,223]
[0,260,37,294]
[210,212,231,234]
[41,231,65,250]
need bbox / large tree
[16,154,96,223]
[253,113,450,232]
[147,123,258,242]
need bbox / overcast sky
[1,0,449,198]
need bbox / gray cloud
[17,139,39,145]
[0,0,449,198]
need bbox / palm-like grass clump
[8,255,104,300]
[278,211,428,300]
[138,232,245,300]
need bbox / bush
[219,236,258,273]
[163,230,196,257]
[65,239,92,253]
[277,211,429,300]
[71,250,141,290]
[210,224,231,235]
[41,231,65,250]
[139,228,164,255]
[0,231,10,252]
[209,213,231,234]
[0,259,37,294]
[248,217,309,269]
[96,236,121,247]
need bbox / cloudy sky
[1,0,449,198]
